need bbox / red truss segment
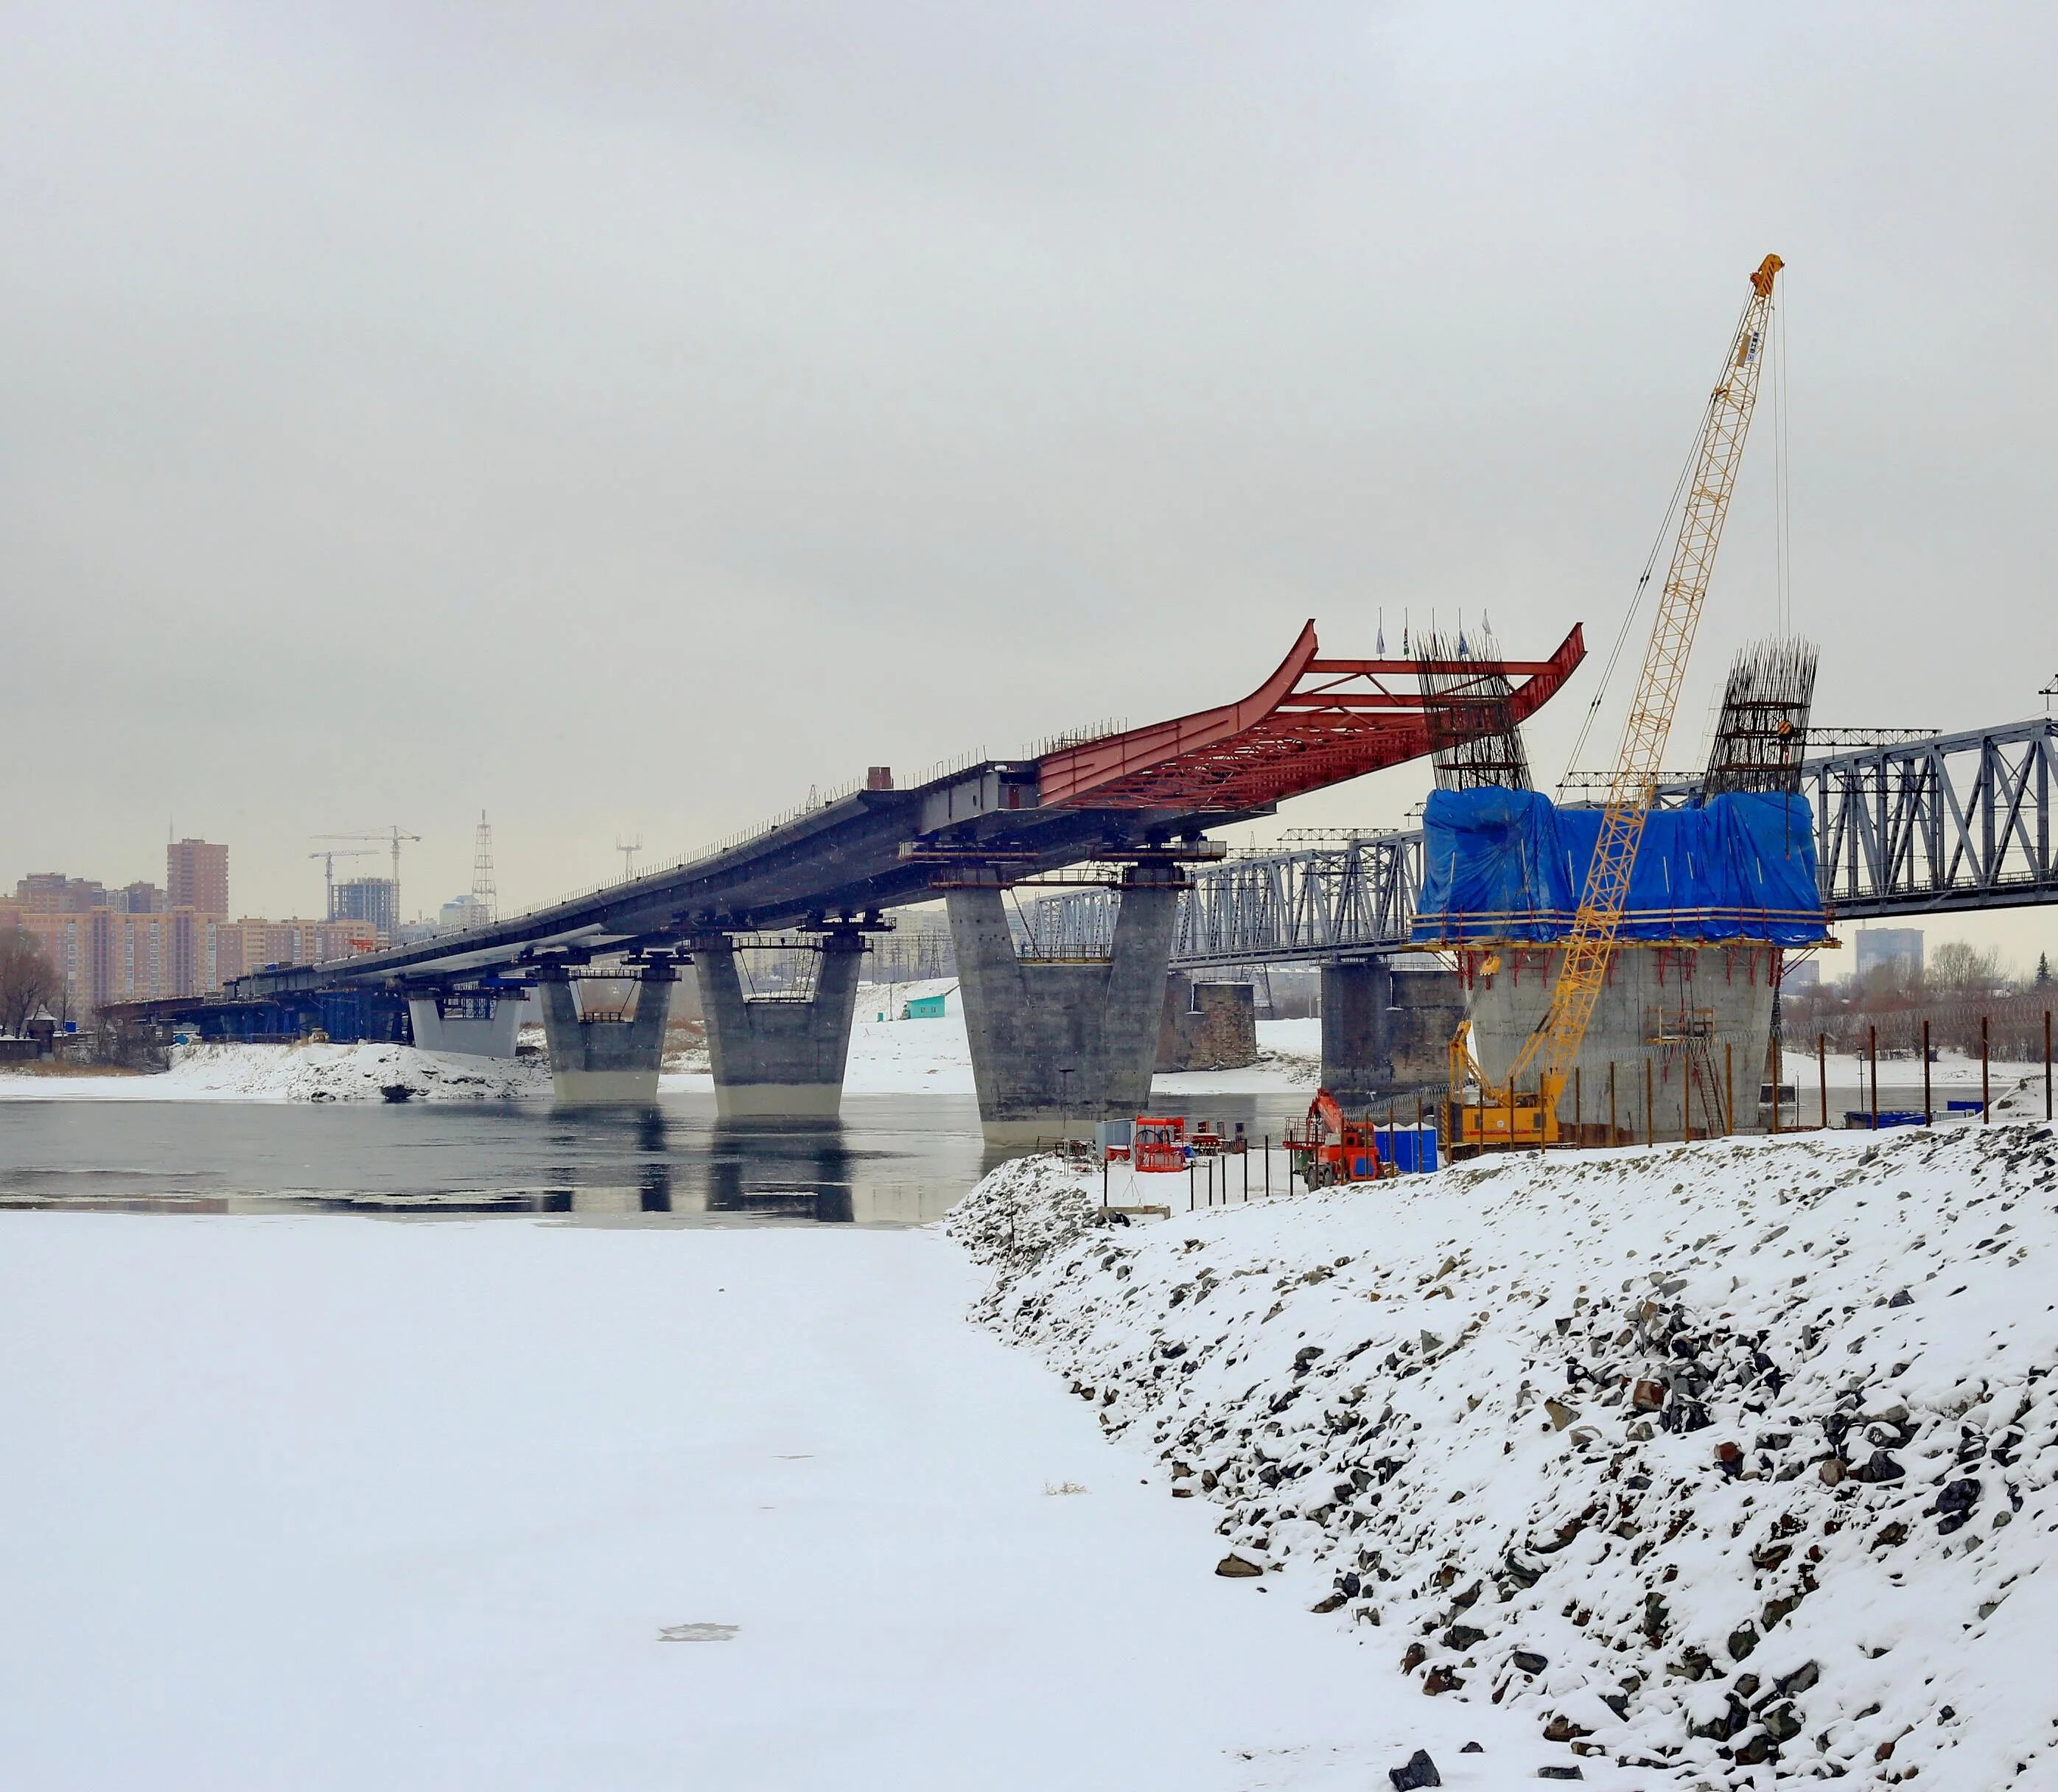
[1034,620,1586,811]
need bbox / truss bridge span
[1021,717,2058,968]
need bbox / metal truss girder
[1025,718,2058,965]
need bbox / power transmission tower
[472,812,497,923]
[617,835,643,881]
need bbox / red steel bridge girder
[1032,620,1586,811]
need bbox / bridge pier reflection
[703,1118,857,1222]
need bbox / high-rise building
[214,918,376,984]
[439,893,491,932]
[1855,927,1923,984]
[13,873,107,914]
[167,839,228,915]
[113,881,165,914]
[331,876,397,939]
[0,903,228,1012]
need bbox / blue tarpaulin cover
[1412,788,1827,946]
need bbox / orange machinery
[1284,1089,1384,1189]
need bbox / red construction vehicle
[1131,1116,1190,1174]
[1284,1088,1384,1189]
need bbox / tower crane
[308,847,378,919]
[1454,253,1784,1149]
[312,827,423,925]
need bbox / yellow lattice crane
[1454,253,1783,1149]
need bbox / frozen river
[0,1088,1572,1791]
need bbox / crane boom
[1506,253,1783,1105]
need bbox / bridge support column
[1321,956,1464,1105]
[693,930,864,1117]
[947,872,1178,1147]
[536,962,676,1105]
[406,988,528,1058]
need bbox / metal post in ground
[1818,1032,1827,1130]
[1923,1020,1933,1126]
[1772,1012,1782,1135]
[1724,1041,1734,1137]
[1645,1058,1654,1149]
[1609,1062,1617,1146]
[1189,1160,1195,1211]
[1869,1026,1879,1130]
[1264,1135,1270,1197]
[1574,1065,1583,1138]
[1243,1141,1249,1200]
[2046,1011,2053,1122]
[1102,1154,1109,1210]
[1982,1015,1991,1123]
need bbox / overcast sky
[5,3,2054,958]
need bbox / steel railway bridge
[1019,717,2058,968]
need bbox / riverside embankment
[951,1122,2058,1785]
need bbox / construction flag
[1376,610,1386,656]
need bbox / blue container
[1845,1109,1927,1130]
[1946,1098,1987,1114]
[1373,1124,1440,1174]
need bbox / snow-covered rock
[952,1124,2058,1785]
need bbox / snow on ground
[951,1124,2058,1785]
[846,979,975,1094]
[0,1041,551,1103]
[1158,1015,1323,1096]
[0,1216,1611,1792]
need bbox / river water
[4,1073,2019,1226]
[0,1090,1323,1224]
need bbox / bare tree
[1927,940,2006,1001]
[0,928,64,1037]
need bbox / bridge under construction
[117,621,1592,1137]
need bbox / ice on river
[0,1215,1603,1790]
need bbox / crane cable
[1555,298,1770,797]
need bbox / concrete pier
[1157,973,1258,1072]
[406,988,528,1059]
[693,931,864,1118]
[536,962,676,1105]
[1466,944,1778,1137]
[1320,956,1466,1104]
[947,875,1178,1146]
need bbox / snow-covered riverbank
[0,1040,553,1102]
[951,1123,2058,1785]
[0,998,1320,1102]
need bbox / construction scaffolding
[1416,626,1533,791]
[1703,636,1820,797]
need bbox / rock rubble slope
[951,1124,2058,1785]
